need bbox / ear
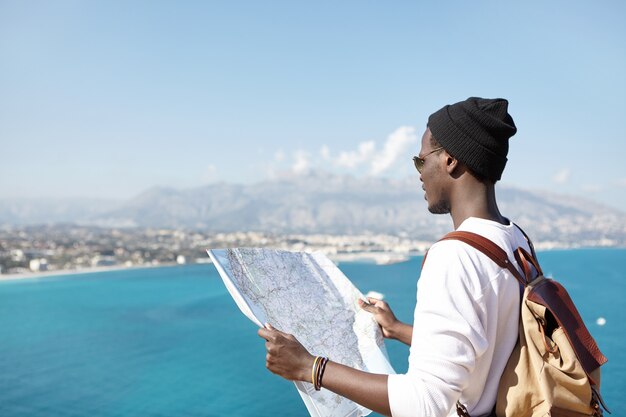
[444,153,459,175]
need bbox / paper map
[207,248,395,417]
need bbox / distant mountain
[2,173,625,244]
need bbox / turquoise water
[0,249,623,416]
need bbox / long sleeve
[387,235,520,417]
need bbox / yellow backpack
[442,230,609,417]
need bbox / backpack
[440,229,609,417]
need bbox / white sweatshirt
[387,217,532,417]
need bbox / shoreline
[0,251,415,281]
[2,246,624,282]
[329,252,414,265]
[0,262,181,282]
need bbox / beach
[0,262,178,282]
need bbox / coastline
[3,246,623,282]
[329,251,415,265]
[0,262,179,282]
[0,250,416,282]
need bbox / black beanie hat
[427,97,517,182]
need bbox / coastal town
[1,222,623,278]
[0,224,433,277]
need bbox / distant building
[29,258,48,272]
[91,256,117,267]
[11,249,25,262]
[176,255,186,265]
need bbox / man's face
[418,128,450,214]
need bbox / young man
[258,97,532,417]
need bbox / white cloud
[268,125,419,179]
[336,141,375,169]
[370,126,417,175]
[552,168,570,184]
[292,150,310,175]
[616,178,626,188]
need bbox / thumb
[265,323,287,335]
[359,298,379,314]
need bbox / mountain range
[2,173,625,244]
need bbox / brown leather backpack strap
[513,248,534,283]
[516,246,543,277]
[440,231,527,286]
[455,401,470,417]
[513,223,539,262]
[512,223,545,278]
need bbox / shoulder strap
[440,231,527,285]
[513,222,538,260]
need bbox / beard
[428,199,451,215]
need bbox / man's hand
[359,297,413,346]
[257,323,315,382]
[258,323,393,416]
[358,297,399,338]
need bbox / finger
[258,327,275,341]
[360,301,379,314]
[367,297,381,305]
[265,323,285,335]
[265,323,291,338]
[369,297,389,309]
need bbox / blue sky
[1,1,625,210]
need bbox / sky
[1,1,625,210]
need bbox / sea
[0,249,624,417]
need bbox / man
[258,97,532,417]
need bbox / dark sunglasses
[412,147,444,173]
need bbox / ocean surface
[0,249,623,417]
